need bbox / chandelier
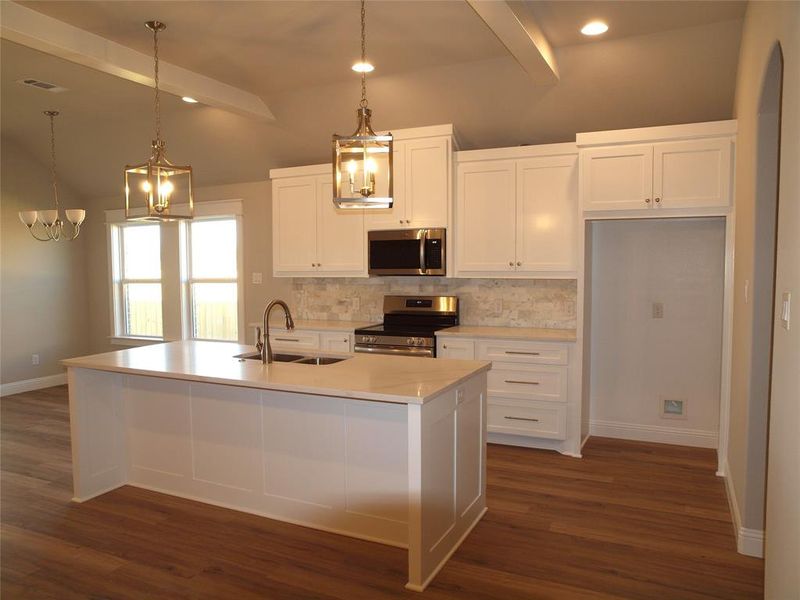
[124,20,193,221]
[332,0,393,209]
[18,111,85,241]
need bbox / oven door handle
[419,229,427,274]
[354,345,434,358]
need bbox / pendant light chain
[152,24,162,146]
[360,0,368,108]
[48,112,59,211]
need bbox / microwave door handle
[419,230,427,274]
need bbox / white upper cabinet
[273,177,318,274]
[516,155,578,273]
[653,138,731,209]
[455,146,578,278]
[456,160,517,274]
[365,136,451,231]
[273,174,365,277]
[580,145,653,211]
[316,178,365,274]
[577,121,736,215]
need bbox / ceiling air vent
[16,78,68,93]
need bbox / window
[106,200,243,345]
[110,223,163,338]
[181,217,241,341]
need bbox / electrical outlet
[660,397,687,419]
[251,272,263,285]
[652,302,664,319]
[31,353,40,365]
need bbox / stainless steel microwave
[368,228,446,276]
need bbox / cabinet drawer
[488,364,566,402]
[437,338,475,359]
[488,400,566,440]
[476,339,568,365]
[268,331,320,351]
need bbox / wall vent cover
[16,78,68,93]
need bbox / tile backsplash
[291,278,577,329]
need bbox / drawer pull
[505,351,541,356]
[504,380,540,385]
[274,337,300,342]
[504,416,540,423]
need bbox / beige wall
[0,137,89,384]
[589,218,726,444]
[84,180,291,354]
[728,1,800,596]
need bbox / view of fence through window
[188,219,238,341]
[121,224,163,337]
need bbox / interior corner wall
[84,180,292,354]
[729,1,800,596]
[588,218,726,447]
[0,137,89,385]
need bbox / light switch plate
[251,272,263,285]
[781,291,791,330]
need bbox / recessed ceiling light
[351,62,374,73]
[182,96,198,103]
[581,21,609,36]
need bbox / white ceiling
[523,0,746,47]
[1,1,746,202]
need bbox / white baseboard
[589,419,718,448]
[0,373,67,397]
[721,458,765,558]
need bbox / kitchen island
[62,341,490,592]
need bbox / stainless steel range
[354,295,459,358]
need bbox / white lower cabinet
[438,334,577,452]
[320,332,353,352]
[487,400,567,440]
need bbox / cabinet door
[455,160,517,275]
[580,144,653,211]
[320,332,352,352]
[272,177,318,274]
[653,139,731,209]
[364,141,408,230]
[516,155,578,274]
[316,177,366,276]
[404,137,450,228]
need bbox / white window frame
[107,221,165,343]
[179,210,245,343]
[105,199,244,346]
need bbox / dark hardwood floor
[1,385,763,599]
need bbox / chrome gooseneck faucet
[257,299,295,364]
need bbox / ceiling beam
[0,2,275,122]
[466,0,559,83]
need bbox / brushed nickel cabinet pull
[504,380,540,385]
[274,337,299,342]
[505,351,540,356]
[504,416,540,422]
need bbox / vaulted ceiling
[1,0,746,202]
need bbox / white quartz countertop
[248,319,379,332]
[436,326,577,342]
[62,341,490,405]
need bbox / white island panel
[65,341,489,592]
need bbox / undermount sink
[234,351,347,365]
[294,356,347,366]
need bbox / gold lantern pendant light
[332,0,393,209]
[18,110,86,241]
[124,20,194,221]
